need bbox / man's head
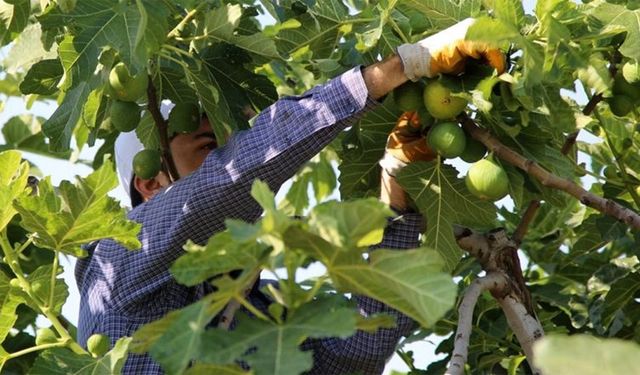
[115,104,217,207]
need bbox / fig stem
[146,77,180,183]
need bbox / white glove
[397,18,505,81]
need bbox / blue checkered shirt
[75,67,423,374]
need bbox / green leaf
[482,0,525,28]
[398,0,482,26]
[602,272,640,329]
[534,335,640,375]
[4,23,58,74]
[198,297,357,375]
[275,0,350,58]
[338,96,398,199]
[135,112,161,150]
[171,234,269,286]
[251,179,276,211]
[20,59,64,96]
[29,337,132,375]
[0,271,24,343]
[21,265,68,315]
[0,0,29,45]
[0,150,29,231]
[591,4,640,61]
[39,0,169,88]
[41,71,99,152]
[183,363,252,375]
[285,227,456,328]
[13,161,141,257]
[397,161,498,271]
[278,167,312,216]
[311,153,337,202]
[308,198,393,249]
[202,5,279,60]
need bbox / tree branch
[445,272,509,375]
[453,226,544,375]
[146,78,180,182]
[458,114,640,230]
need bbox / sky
[0,0,597,373]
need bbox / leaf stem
[167,2,208,40]
[48,251,59,310]
[146,77,181,182]
[15,236,33,255]
[238,296,271,322]
[7,341,68,360]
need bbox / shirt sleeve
[88,67,379,317]
[303,212,424,375]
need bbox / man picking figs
[76,18,504,374]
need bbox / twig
[445,272,509,375]
[146,78,180,182]
[513,200,539,245]
[216,273,261,330]
[459,113,640,230]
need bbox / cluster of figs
[105,62,202,179]
[393,79,509,202]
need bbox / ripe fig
[133,149,162,180]
[465,159,509,201]
[427,122,466,158]
[423,80,468,120]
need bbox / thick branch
[497,295,544,375]
[446,272,509,375]
[146,78,180,182]
[459,114,640,230]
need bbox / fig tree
[427,122,466,158]
[393,81,425,112]
[169,102,200,134]
[460,137,487,163]
[423,80,468,120]
[465,159,509,201]
[108,62,148,102]
[35,327,58,346]
[87,333,110,357]
[133,149,162,180]
[110,100,141,132]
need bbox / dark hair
[130,176,144,208]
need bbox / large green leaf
[591,3,640,61]
[202,4,279,60]
[285,227,456,328]
[22,265,68,315]
[39,0,169,88]
[13,161,140,257]
[19,59,64,96]
[338,96,398,199]
[397,161,498,271]
[308,198,393,249]
[534,335,640,375]
[29,337,132,375]
[198,297,357,375]
[0,150,29,231]
[275,0,350,58]
[4,23,57,74]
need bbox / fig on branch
[608,95,634,117]
[133,149,162,180]
[108,62,149,102]
[612,73,640,102]
[423,80,468,120]
[87,333,110,357]
[169,102,201,134]
[427,122,466,158]
[465,159,509,201]
[460,137,487,163]
[622,60,640,83]
[110,100,141,132]
[393,81,425,112]
[35,327,58,346]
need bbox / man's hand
[379,112,435,211]
[385,111,436,165]
[397,18,506,81]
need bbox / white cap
[114,101,174,200]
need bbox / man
[76,19,504,374]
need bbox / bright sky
[1,0,598,373]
